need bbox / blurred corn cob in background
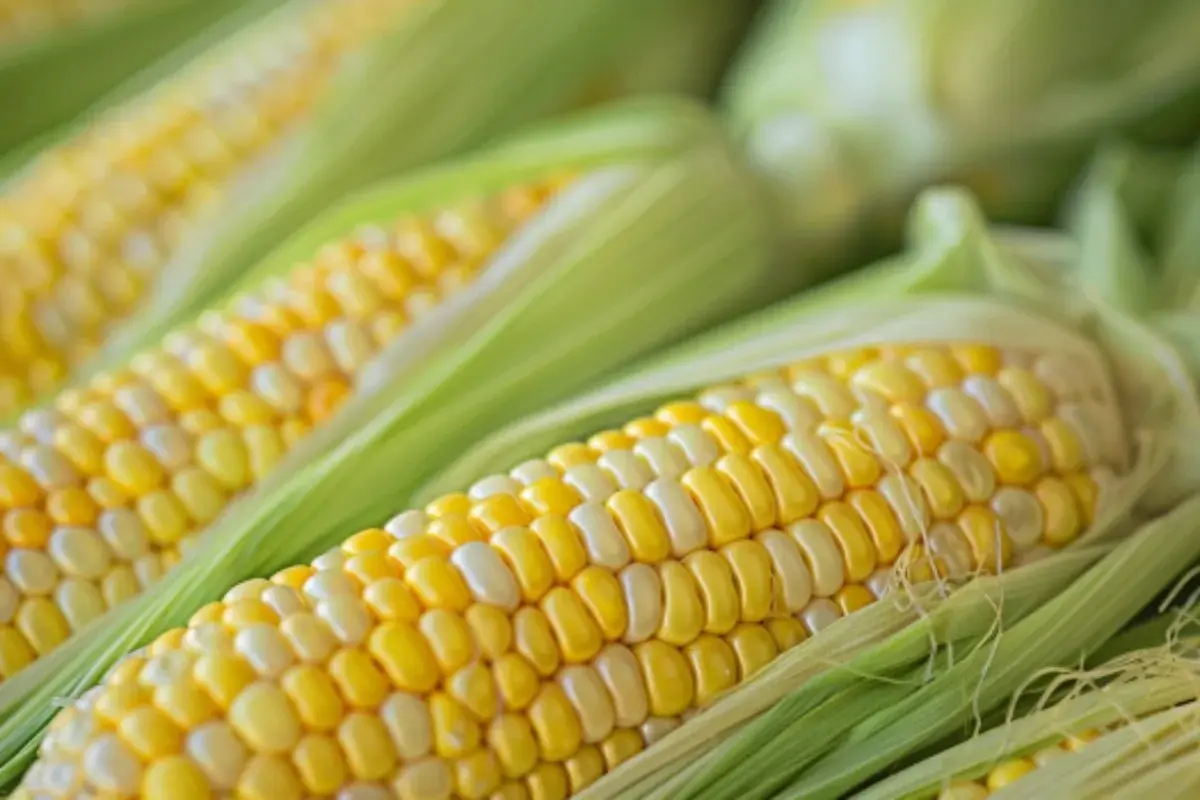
[722,0,1200,279]
[0,0,149,48]
[0,0,259,163]
[9,182,1200,796]
[0,98,798,780]
[0,0,416,417]
[0,0,721,421]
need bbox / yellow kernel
[430,692,482,758]
[634,640,694,716]
[281,664,345,732]
[470,493,532,535]
[835,584,875,615]
[587,430,636,453]
[406,556,472,611]
[958,505,1013,571]
[142,756,211,800]
[546,443,597,471]
[3,508,51,547]
[681,466,751,548]
[984,431,1045,485]
[889,402,946,456]
[750,444,819,525]
[228,681,301,753]
[328,647,390,709]
[910,458,966,519]
[520,478,582,518]
[1037,477,1084,547]
[16,597,70,655]
[685,634,739,706]
[571,566,627,641]
[700,415,752,455]
[367,621,440,693]
[541,587,603,664]
[656,401,709,427]
[986,757,1036,790]
[724,401,786,446]
[528,683,583,762]
[726,622,778,679]
[953,345,1002,375]
[818,502,878,583]
[721,539,776,622]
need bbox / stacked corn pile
[0,0,1199,797]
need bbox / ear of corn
[0,0,691,421]
[0,97,791,784]
[3,254,1137,795]
[854,611,1200,799]
[407,188,1200,799]
[3,184,1193,797]
[0,0,262,163]
[78,0,710,392]
[0,0,417,419]
[720,0,1200,277]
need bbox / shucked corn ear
[0,98,787,771]
[10,337,1129,799]
[0,0,689,420]
[721,0,1200,277]
[0,0,413,417]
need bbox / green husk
[0,0,285,176]
[722,0,1200,277]
[410,186,1199,799]
[773,496,1200,799]
[856,643,1200,797]
[0,0,257,164]
[0,97,791,788]
[79,0,699,383]
[580,0,764,103]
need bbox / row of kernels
[0,0,414,414]
[36,529,819,800]
[0,176,571,679]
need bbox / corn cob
[0,0,411,418]
[0,0,145,47]
[0,171,573,683]
[11,334,1127,799]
